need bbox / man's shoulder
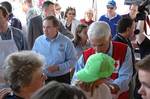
[113,34,122,41]
[100,14,106,17]
[83,48,95,61]
[116,14,121,18]
[112,41,128,47]
[29,15,42,24]
[35,35,45,41]
[59,33,72,42]
[31,15,42,21]
[84,48,94,52]
[112,14,121,21]
[11,27,23,35]
[121,13,129,18]
[11,17,21,23]
[99,15,107,19]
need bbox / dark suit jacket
[27,15,43,49]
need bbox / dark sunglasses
[68,13,75,15]
[107,6,114,9]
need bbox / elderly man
[72,21,133,99]
[98,0,121,37]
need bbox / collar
[45,32,60,42]
[117,33,129,42]
[105,13,118,20]
[0,27,11,35]
[107,42,113,56]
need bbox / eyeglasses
[56,8,61,11]
[68,13,75,15]
[107,6,114,9]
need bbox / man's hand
[48,65,59,73]
[106,83,120,94]
[0,88,12,99]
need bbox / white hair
[87,21,111,40]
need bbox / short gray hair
[3,51,44,93]
[87,21,111,40]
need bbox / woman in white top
[61,7,80,38]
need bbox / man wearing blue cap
[98,0,121,37]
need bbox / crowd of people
[0,0,150,99]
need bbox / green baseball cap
[77,53,115,82]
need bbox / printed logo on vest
[114,60,120,73]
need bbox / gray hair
[87,21,111,40]
[3,51,44,93]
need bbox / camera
[124,0,150,35]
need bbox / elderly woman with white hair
[80,8,94,26]
[72,21,133,99]
[1,51,47,99]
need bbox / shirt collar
[105,13,117,20]
[45,32,60,42]
[107,42,113,56]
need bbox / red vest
[83,41,129,99]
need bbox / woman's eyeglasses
[68,13,75,15]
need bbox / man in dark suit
[27,15,43,49]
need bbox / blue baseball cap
[107,0,116,8]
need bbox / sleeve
[113,47,133,92]
[71,55,85,85]
[11,18,22,30]
[58,40,77,72]
[14,29,28,50]
[21,32,28,50]
[32,38,39,52]
[98,15,103,21]
[27,18,34,49]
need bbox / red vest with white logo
[83,41,128,99]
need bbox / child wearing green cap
[74,53,115,99]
